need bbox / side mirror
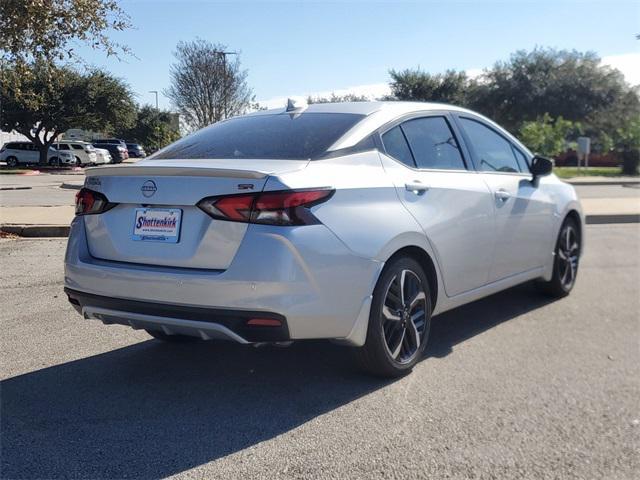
[530,155,553,182]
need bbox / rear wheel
[538,217,581,297]
[356,256,432,377]
[48,157,60,167]
[6,156,18,167]
[145,329,200,343]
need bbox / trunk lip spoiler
[85,165,269,179]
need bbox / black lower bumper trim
[64,288,289,342]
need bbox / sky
[75,0,640,110]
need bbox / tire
[48,157,60,167]
[537,217,581,297]
[355,256,433,377]
[145,329,200,343]
[6,156,18,168]
[74,156,83,167]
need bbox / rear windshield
[153,113,365,160]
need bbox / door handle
[405,181,429,194]
[494,189,511,201]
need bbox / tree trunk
[38,145,49,166]
[622,149,639,176]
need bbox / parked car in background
[93,147,113,165]
[126,143,147,158]
[91,140,128,163]
[93,138,126,147]
[1,141,76,167]
[54,141,97,166]
[65,101,584,377]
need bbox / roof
[249,100,472,117]
[241,100,530,155]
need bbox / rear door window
[381,126,415,167]
[400,117,466,170]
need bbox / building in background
[1,131,29,148]
[62,129,107,142]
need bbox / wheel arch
[565,209,582,237]
[339,242,441,348]
[385,245,439,312]
[562,205,585,256]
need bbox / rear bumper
[65,288,289,342]
[64,216,381,345]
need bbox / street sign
[577,136,591,169]
[577,137,591,155]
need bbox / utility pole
[149,91,159,110]
[215,51,237,119]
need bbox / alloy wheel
[557,224,580,290]
[381,269,428,364]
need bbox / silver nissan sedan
[64,101,584,377]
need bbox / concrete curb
[60,182,83,190]
[585,214,640,225]
[3,214,639,238]
[1,224,70,237]
[565,179,640,186]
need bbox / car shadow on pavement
[1,282,553,479]
[1,339,392,479]
[427,282,555,358]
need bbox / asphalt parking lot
[1,224,638,479]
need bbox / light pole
[215,51,237,119]
[149,90,159,110]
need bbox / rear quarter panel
[264,151,448,313]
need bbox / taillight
[197,188,334,226]
[75,188,115,215]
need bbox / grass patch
[553,166,631,178]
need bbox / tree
[115,106,181,153]
[388,69,472,105]
[164,39,254,130]
[609,117,640,175]
[470,48,640,135]
[0,0,131,64]
[519,113,578,157]
[0,62,136,164]
[307,93,370,104]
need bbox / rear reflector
[197,188,334,226]
[246,318,283,327]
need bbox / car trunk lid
[82,159,308,269]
